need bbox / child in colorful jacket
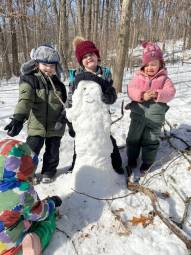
[127,42,176,176]
[65,37,124,175]
[4,45,67,183]
[0,139,62,255]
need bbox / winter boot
[113,167,124,175]
[41,173,56,184]
[140,163,152,176]
[126,159,137,177]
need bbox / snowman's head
[78,80,102,104]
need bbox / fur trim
[20,59,37,75]
[72,36,85,50]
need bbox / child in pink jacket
[126,42,176,177]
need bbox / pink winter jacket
[127,69,176,103]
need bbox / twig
[181,197,191,227]
[56,227,79,255]
[142,154,182,186]
[71,188,136,201]
[111,100,124,125]
[163,124,191,164]
[128,182,191,249]
[56,227,71,238]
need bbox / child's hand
[142,90,157,101]
[142,91,153,101]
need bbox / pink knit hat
[141,41,163,66]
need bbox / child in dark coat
[4,45,67,183]
[0,138,62,255]
[66,37,124,175]
[127,42,176,176]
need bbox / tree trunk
[112,0,133,93]
[77,0,85,37]
[7,0,20,76]
[86,0,92,39]
[93,0,99,43]
[0,24,11,80]
[102,0,110,63]
[58,0,69,78]
[69,1,77,36]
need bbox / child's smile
[82,53,98,72]
[144,59,160,77]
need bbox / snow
[1,62,191,254]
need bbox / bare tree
[0,24,11,80]
[58,0,69,77]
[7,0,20,76]
[113,0,133,93]
[86,0,92,39]
[77,0,85,37]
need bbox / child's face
[144,59,160,77]
[38,63,56,76]
[82,53,98,72]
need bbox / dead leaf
[129,214,154,227]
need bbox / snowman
[66,80,120,197]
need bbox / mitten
[101,86,117,105]
[55,109,67,131]
[4,118,23,137]
[49,195,62,207]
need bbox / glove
[4,118,23,137]
[55,109,67,131]
[101,86,117,105]
[50,195,62,207]
[66,120,75,138]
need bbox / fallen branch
[181,197,191,228]
[111,100,124,125]
[128,182,191,249]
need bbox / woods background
[0,0,191,91]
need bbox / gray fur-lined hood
[20,45,63,78]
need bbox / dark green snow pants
[127,117,162,165]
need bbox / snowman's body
[67,81,119,196]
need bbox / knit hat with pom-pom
[73,36,100,65]
[141,41,164,66]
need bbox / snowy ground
[0,62,191,255]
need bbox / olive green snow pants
[127,116,162,165]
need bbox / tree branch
[128,182,191,249]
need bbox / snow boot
[140,163,152,176]
[126,159,137,177]
[113,167,124,175]
[41,173,56,184]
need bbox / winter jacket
[127,68,176,125]
[67,66,116,107]
[0,139,55,255]
[14,70,67,137]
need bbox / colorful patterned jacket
[0,139,55,255]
